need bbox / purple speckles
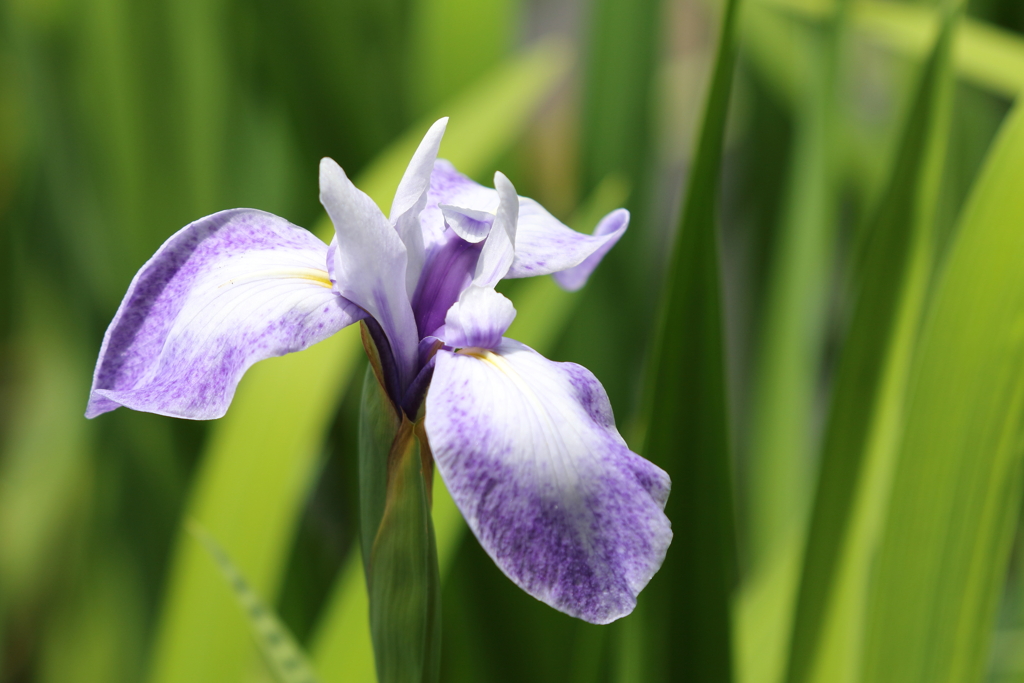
[86,209,363,419]
[425,340,672,624]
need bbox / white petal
[391,118,448,296]
[320,157,420,386]
[442,286,516,349]
[440,205,493,243]
[87,209,362,420]
[425,340,672,623]
[471,172,519,289]
[509,202,628,283]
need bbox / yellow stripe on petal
[219,267,333,289]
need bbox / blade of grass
[635,0,744,679]
[784,3,962,683]
[750,0,1024,100]
[581,0,661,194]
[190,522,320,683]
[861,89,1024,683]
[745,3,844,573]
[407,0,519,115]
[144,41,571,683]
[737,6,848,683]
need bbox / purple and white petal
[425,340,672,624]
[86,209,362,420]
[441,286,516,350]
[320,157,420,387]
[424,160,627,286]
[551,208,629,291]
[440,205,493,244]
[390,118,448,296]
[508,203,628,283]
[421,160,500,256]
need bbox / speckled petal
[87,209,363,420]
[509,202,628,284]
[425,340,672,624]
[320,157,420,387]
[550,209,629,291]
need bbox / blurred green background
[2,0,1024,681]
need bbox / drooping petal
[508,202,628,283]
[440,205,493,243]
[551,208,629,291]
[320,157,420,387]
[421,160,499,256]
[441,286,516,350]
[425,340,672,624]
[425,160,627,286]
[391,118,448,296]
[87,209,363,420]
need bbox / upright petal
[391,118,448,296]
[441,286,516,350]
[425,340,672,624]
[425,160,627,287]
[471,172,519,289]
[87,209,363,420]
[320,157,420,387]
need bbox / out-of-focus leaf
[745,7,840,572]
[165,0,228,215]
[581,0,661,193]
[785,5,961,683]
[191,523,320,683]
[862,97,1024,683]
[749,0,1024,102]
[38,549,146,683]
[737,6,846,681]
[0,287,93,608]
[637,0,744,680]
[407,0,519,115]
[145,41,570,683]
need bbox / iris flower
[86,118,672,624]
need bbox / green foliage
[863,94,1024,683]
[4,0,1024,682]
[638,0,743,680]
[192,523,320,683]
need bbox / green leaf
[581,0,661,192]
[748,0,1024,103]
[145,41,570,683]
[862,91,1024,683]
[784,5,961,683]
[361,403,440,683]
[744,7,842,572]
[636,0,744,679]
[190,522,320,683]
